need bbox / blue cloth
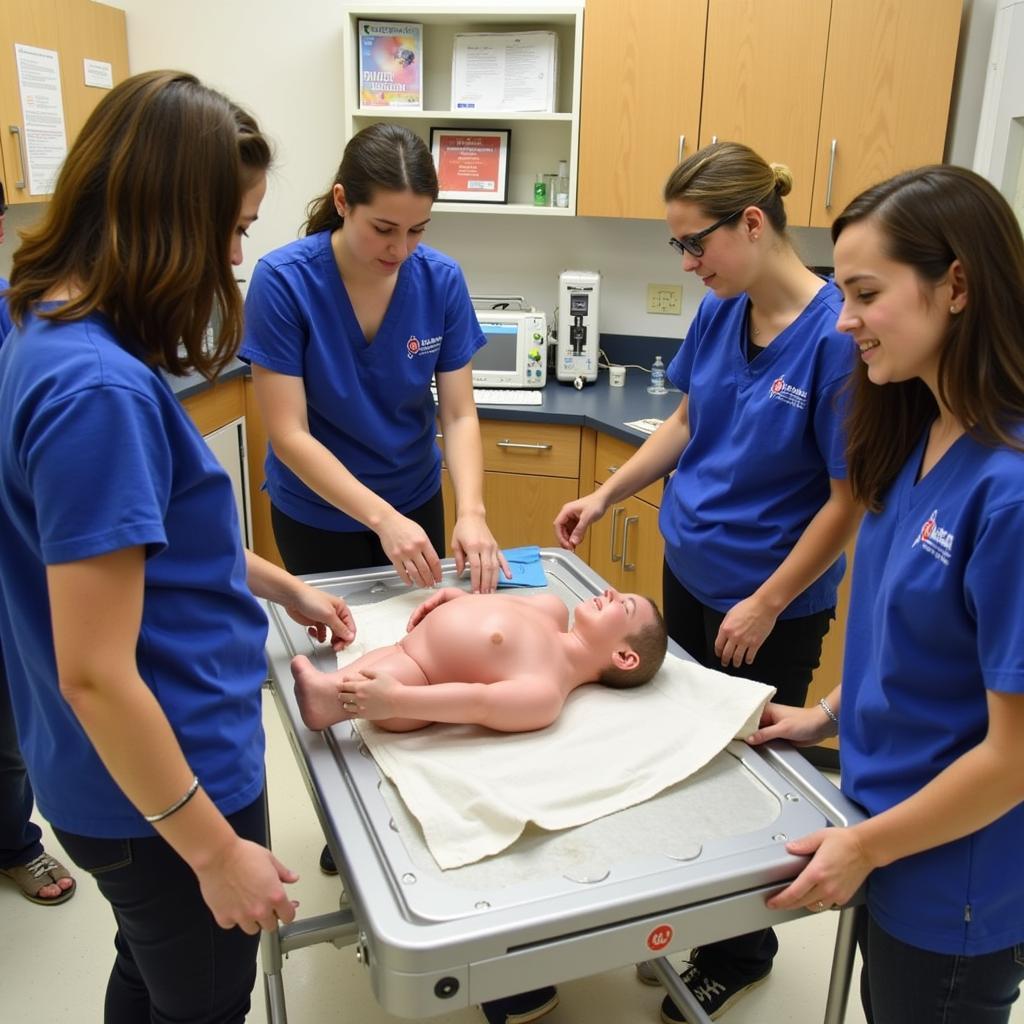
[842,429,1024,956]
[659,283,852,618]
[496,546,546,588]
[0,277,11,342]
[240,233,485,531]
[0,311,269,838]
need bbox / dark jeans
[662,564,835,977]
[0,645,44,870]
[859,910,1024,1024]
[55,796,266,1024]
[270,488,446,576]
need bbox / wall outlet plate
[646,283,682,315]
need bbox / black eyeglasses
[0,180,6,216]
[668,208,743,258]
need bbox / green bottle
[533,173,547,207]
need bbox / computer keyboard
[472,389,543,406]
[431,387,543,406]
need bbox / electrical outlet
[646,283,682,315]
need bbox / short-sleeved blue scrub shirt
[660,284,853,617]
[240,234,485,531]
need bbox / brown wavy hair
[7,70,271,379]
[832,165,1024,511]
[304,122,438,236]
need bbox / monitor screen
[474,322,518,373]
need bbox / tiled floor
[3,691,1021,1024]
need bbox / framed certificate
[429,127,510,203]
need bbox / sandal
[0,851,77,905]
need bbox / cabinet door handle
[609,506,624,563]
[8,125,27,189]
[622,515,639,571]
[495,439,552,451]
[677,134,686,162]
[607,464,620,474]
[710,134,718,145]
[825,138,838,210]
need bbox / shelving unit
[340,1,584,216]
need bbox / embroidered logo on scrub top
[913,508,955,566]
[768,375,809,410]
[406,334,442,359]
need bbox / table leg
[823,905,861,1024]
[649,956,715,1024]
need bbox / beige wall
[1,0,1001,340]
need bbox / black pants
[662,564,835,976]
[859,911,1024,1024]
[55,796,266,1024]
[270,488,446,576]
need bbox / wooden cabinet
[699,0,831,225]
[809,0,962,226]
[244,376,284,568]
[0,0,127,206]
[586,434,665,599]
[577,0,961,226]
[441,419,582,552]
[576,0,706,219]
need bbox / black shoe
[319,844,338,875]
[481,986,559,1024]
[660,956,771,1022]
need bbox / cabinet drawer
[594,433,663,507]
[478,421,581,478]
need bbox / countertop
[170,361,680,447]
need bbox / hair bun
[769,163,793,198]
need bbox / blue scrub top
[0,278,11,340]
[240,233,485,531]
[842,429,1024,956]
[659,283,853,617]
[0,311,269,838]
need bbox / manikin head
[572,589,668,688]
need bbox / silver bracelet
[144,775,200,823]
[818,697,839,730]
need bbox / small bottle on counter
[647,354,667,395]
[533,173,547,207]
[555,159,570,208]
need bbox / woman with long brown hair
[0,71,353,1022]
[752,165,1024,1023]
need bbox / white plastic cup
[609,366,626,387]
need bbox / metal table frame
[260,553,863,1024]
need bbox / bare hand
[765,827,871,914]
[377,512,443,589]
[336,670,402,720]
[746,702,836,748]
[554,492,607,551]
[285,585,355,651]
[407,587,467,631]
[196,836,299,935]
[450,513,510,593]
[714,595,778,668]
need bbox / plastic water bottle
[647,354,667,395]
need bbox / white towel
[335,591,775,870]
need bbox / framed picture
[429,127,510,203]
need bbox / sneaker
[660,957,771,1023]
[636,949,698,986]
[319,844,338,875]
[481,986,559,1024]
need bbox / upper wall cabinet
[340,2,585,216]
[0,0,128,206]
[577,0,963,226]
[576,0,707,220]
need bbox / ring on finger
[813,899,825,913]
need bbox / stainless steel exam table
[261,550,863,1024]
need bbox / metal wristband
[144,775,200,823]
[818,697,839,730]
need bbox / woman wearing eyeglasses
[555,141,862,1020]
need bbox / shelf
[355,109,573,122]
[433,201,573,215]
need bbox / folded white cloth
[336,591,775,870]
